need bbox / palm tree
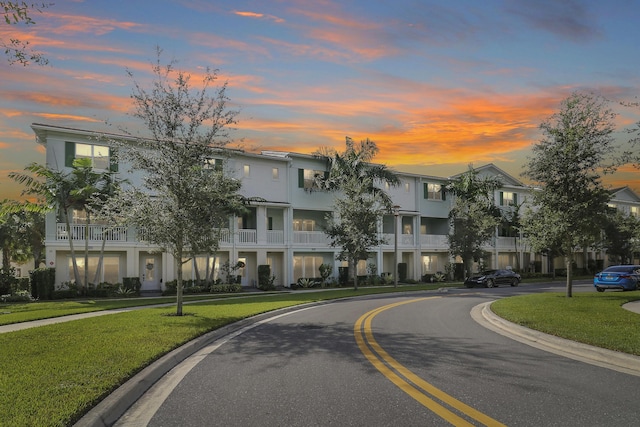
[10,158,114,290]
[315,137,400,290]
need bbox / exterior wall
[33,124,640,289]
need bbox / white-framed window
[204,158,223,171]
[293,255,324,280]
[243,164,250,177]
[66,142,114,171]
[272,167,279,180]
[68,255,120,284]
[500,191,517,206]
[424,183,443,200]
[631,206,639,217]
[422,255,437,273]
[404,182,410,192]
[298,168,325,189]
[293,219,315,231]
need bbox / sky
[1,0,640,201]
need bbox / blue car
[593,265,640,292]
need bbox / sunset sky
[1,0,640,200]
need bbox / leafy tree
[522,92,618,297]
[106,49,245,315]
[0,200,45,271]
[315,137,400,290]
[446,165,503,279]
[601,208,640,265]
[1,1,50,66]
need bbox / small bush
[30,268,55,300]
[210,283,242,293]
[122,277,142,295]
[0,289,34,303]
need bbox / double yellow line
[354,297,506,427]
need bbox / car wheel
[510,279,518,287]
[596,286,605,293]
[486,279,495,288]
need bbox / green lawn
[491,291,640,355]
[0,293,266,326]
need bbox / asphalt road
[115,283,640,426]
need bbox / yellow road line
[354,297,506,427]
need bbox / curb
[471,301,640,377]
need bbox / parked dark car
[464,269,521,288]
[593,265,640,292]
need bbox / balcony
[382,233,416,247]
[56,224,128,242]
[420,234,448,249]
[293,231,331,246]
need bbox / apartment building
[32,123,640,291]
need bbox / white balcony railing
[293,231,331,245]
[420,234,449,248]
[237,229,257,244]
[267,230,284,244]
[56,224,128,242]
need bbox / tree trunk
[193,254,202,285]
[84,211,90,291]
[176,249,184,316]
[65,208,82,288]
[93,228,108,286]
[565,255,573,298]
[352,258,358,290]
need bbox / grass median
[0,284,446,427]
[491,291,640,355]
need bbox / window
[204,158,223,171]
[293,255,323,280]
[424,183,444,200]
[68,255,120,284]
[243,164,250,177]
[298,168,326,189]
[422,256,437,273]
[65,141,117,171]
[404,182,410,192]
[272,167,279,180]
[500,191,517,206]
[631,206,639,217]
[293,219,315,231]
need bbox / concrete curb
[471,301,640,377]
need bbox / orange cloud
[233,10,285,23]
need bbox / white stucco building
[32,123,640,291]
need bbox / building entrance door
[140,255,161,291]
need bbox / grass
[0,293,266,326]
[491,291,640,355]
[0,284,448,427]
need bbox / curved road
[116,284,640,426]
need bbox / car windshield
[481,270,497,275]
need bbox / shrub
[122,277,142,295]
[398,263,407,281]
[210,283,242,293]
[30,268,55,300]
[258,265,276,291]
[0,289,34,303]
[297,278,315,288]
